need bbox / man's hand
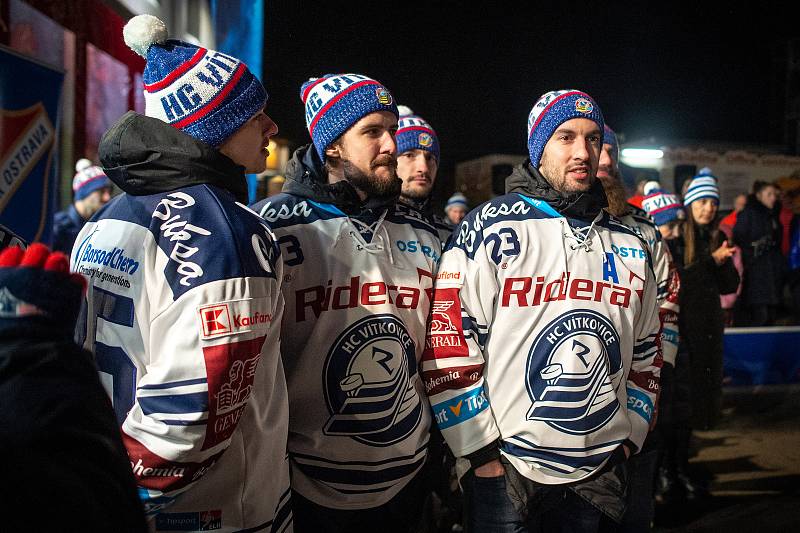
[622,443,631,459]
[474,458,505,478]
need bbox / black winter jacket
[733,196,785,306]
[670,224,739,430]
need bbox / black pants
[291,470,427,533]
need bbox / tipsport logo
[525,309,623,435]
[322,314,422,446]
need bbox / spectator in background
[719,193,747,236]
[664,174,738,501]
[52,158,112,254]
[718,193,746,326]
[777,184,794,256]
[789,213,800,323]
[0,244,146,532]
[444,192,468,225]
[627,177,650,208]
[733,181,784,326]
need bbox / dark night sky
[263,2,793,180]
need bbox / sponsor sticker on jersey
[155,510,222,531]
[322,314,422,446]
[423,288,469,359]
[201,335,267,449]
[525,309,623,435]
[197,298,273,340]
[431,385,489,430]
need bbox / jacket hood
[98,112,249,203]
[282,144,399,214]
[505,160,608,221]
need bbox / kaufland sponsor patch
[197,298,272,340]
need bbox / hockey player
[600,125,679,531]
[71,15,291,532]
[423,90,662,531]
[252,74,441,532]
[395,106,453,243]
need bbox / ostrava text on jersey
[252,144,441,510]
[72,113,291,533]
[422,193,662,485]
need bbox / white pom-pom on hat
[643,180,661,195]
[123,14,168,58]
[75,158,93,172]
[397,105,415,118]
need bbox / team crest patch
[418,132,433,147]
[375,87,393,105]
[574,98,594,114]
[525,309,623,435]
[323,314,422,446]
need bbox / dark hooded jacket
[505,161,608,221]
[99,111,249,202]
[733,195,785,307]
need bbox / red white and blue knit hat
[300,73,398,161]
[642,188,685,226]
[123,15,267,148]
[396,105,439,162]
[527,89,604,168]
[72,158,111,201]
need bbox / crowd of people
[2,12,798,533]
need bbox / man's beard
[343,155,401,199]
[539,154,593,195]
[597,172,629,217]
[401,176,432,202]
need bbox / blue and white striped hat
[124,15,267,148]
[603,124,619,162]
[683,174,720,206]
[300,73,398,161]
[396,106,439,162]
[527,89,604,168]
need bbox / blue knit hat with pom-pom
[300,73,398,161]
[123,14,267,148]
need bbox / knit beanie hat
[642,188,686,226]
[527,89,604,168]
[123,15,267,148]
[0,243,86,336]
[72,158,111,201]
[300,73,398,161]
[445,192,468,212]
[396,105,440,162]
[684,174,720,206]
[603,124,619,162]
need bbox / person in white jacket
[252,74,441,533]
[422,89,662,532]
[72,15,291,532]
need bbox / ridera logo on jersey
[525,310,624,435]
[322,314,422,446]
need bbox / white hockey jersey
[422,193,662,485]
[73,184,291,532]
[252,152,441,509]
[618,206,680,366]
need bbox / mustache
[371,155,397,170]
